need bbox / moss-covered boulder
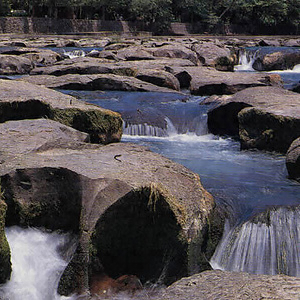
[0,79,122,144]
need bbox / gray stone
[286,138,300,181]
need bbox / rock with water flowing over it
[0,118,216,296]
[0,79,123,144]
[206,86,300,153]
[286,138,300,181]
[153,270,300,300]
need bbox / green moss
[53,108,123,144]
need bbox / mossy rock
[0,187,12,283]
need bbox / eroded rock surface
[0,119,215,296]
[286,138,300,181]
[0,79,122,144]
[207,86,300,152]
[154,270,300,300]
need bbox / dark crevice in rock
[90,186,187,286]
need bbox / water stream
[0,227,76,300]
[64,89,300,278]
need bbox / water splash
[123,122,168,137]
[0,227,76,300]
[210,206,300,276]
[63,49,86,59]
[234,49,259,71]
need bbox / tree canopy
[0,0,299,34]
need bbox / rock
[154,270,300,300]
[0,54,33,75]
[191,42,232,69]
[136,69,180,90]
[0,119,215,295]
[286,138,300,181]
[207,86,300,152]
[104,43,133,51]
[252,49,300,71]
[116,46,155,61]
[20,73,180,93]
[0,199,11,283]
[148,44,199,65]
[0,79,122,144]
[187,66,272,95]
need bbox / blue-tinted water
[60,90,300,224]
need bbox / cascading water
[0,227,76,300]
[234,49,259,71]
[63,49,86,59]
[58,89,300,279]
[210,206,300,276]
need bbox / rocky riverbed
[0,34,300,299]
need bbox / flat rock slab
[184,66,272,95]
[0,79,122,143]
[20,73,180,93]
[207,86,300,152]
[154,270,300,300]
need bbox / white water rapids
[0,227,75,300]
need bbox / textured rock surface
[20,73,179,93]
[0,54,33,74]
[153,270,300,300]
[286,138,300,181]
[0,119,215,295]
[0,79,122,144]
[207,86,300,152]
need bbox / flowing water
[0,227,76,300]
[62,89,300,278]
[235,47,300,89]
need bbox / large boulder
[0,119,216,296]
[191,41,234,71]
[147,44,199,65]
[286,138,300,181]
[0,54,33,75]
[153,270,300,300]
[187,66,274,95]
[0,79,122,144]
[136,69,180,90]
[206,86,300,153]
[253,49,300,71]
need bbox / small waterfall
[63,49,86,59]
[235,49,259,71]
[123,122,168,137]
[0,227,76,300]
[210,206,300,276]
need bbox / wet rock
[0,79,122,144]
[21,73,180,93]
[252,49,300,71]
[154,270,300,300]
[0,119,215,296]
[286,138,300,181]
[0,54,33,75]
[207,86,300,153]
